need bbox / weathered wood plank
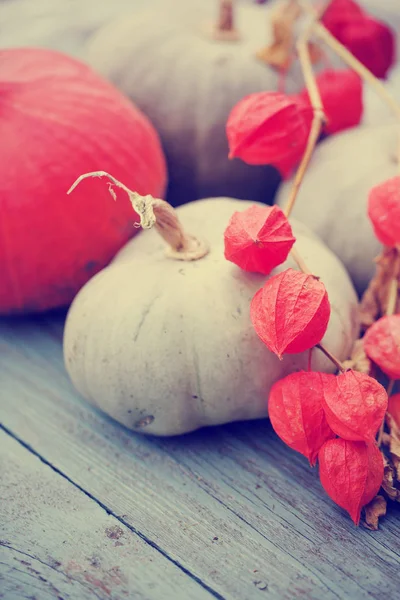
[0,430,217,600]
[0,314,399,600]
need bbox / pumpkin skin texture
[0,48,166,314]
[63,197,359,437]
[363,66,400,127]
[0,0,152,57]
[85,1,302,206]
[277,124,398,294]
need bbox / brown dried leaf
[360,248,400,329]
[392,455,400,481]
[342,338,371,374]
[362,495,387,530]
[386,413,400,462]
[382,456,400,503]
[256,0,322,70]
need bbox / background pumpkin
[363,65,400,126]
[276,123,398,294]
[84,0,305,206]
[0,48,166,314]
[64,195,359,437]
[0,0,152,57]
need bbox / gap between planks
[0,425,224,600]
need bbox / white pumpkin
[84,0,306,206]
[64,188,359,436]
[277,124,399,293]
[0,0,153,57]
[363,65,400,127]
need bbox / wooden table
[1,312,399,600]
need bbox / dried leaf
[256,0,322,70]
[387,413,400,460]
[362,495,387,530]
[297,69,363,135]
[382,411,400,500]
[388,394,400,429]
[224,205,295,274]
[321,370,388,442]
[342,338,371,374]
[392,456,400,482]
[226,92,312,178]
[250,268,330,358]
[364,315,400,379]
[359,248,400,328]
[319,439,384,525]
[382,456,400,502]
[368,176,400,247]
[268,371,336,465]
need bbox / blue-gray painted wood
[0,313,399,600]
[0,430,215,600]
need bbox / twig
[311,21,400,121]
[290,247,313,274]
[377,251,399,446]
[308,347,313,371]
[283,13,326,218]
[316,343,346,373]
[282,12,345,374]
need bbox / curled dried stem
[67,172,209,262]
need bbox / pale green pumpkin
[84,0,305,206]
[64,194,359,436]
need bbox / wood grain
[1,313,399,600]
[0,430,215,600]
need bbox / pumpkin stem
[210,0,240,41]
[67,171,209,262]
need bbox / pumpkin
[63,180,359,436]
[363,65,400,127]
[276,124,398,294]
[0,48,166,314]
[84,0,306,206]
[0,0,152,57]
